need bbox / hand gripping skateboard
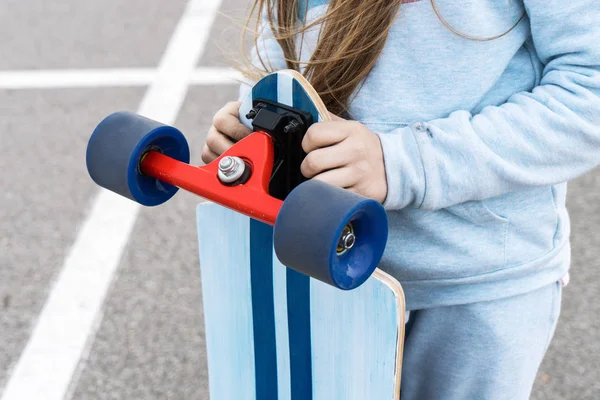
[85,69,407,399]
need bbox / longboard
[197,70,406,399]
[85,67,407,400]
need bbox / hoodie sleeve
[237,6,289,101]
[378,1,600,211]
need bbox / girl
[202,1,600,398]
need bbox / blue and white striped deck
[197,203,403,400]
[197,70,404,399]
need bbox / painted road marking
[0,67,242,89]
[0,1,224,399]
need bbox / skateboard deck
[197,70,406,399]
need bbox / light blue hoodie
[239,0,600,310]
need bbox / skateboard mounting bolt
[246,103,266,120]
[336,223,356,255]
[218,156,246,183]
[283,120,301,134]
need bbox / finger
[213,102,252,141]
[223,101,242,116]
[327,111,345,121]
[345,186,363,196]
[206,126,235,155]
[345,185,377,200]
[300,145,353,178]
[302,121,351,153]
[201,144,219,164]
[311,167,358,189]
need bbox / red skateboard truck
[85,101,388,290]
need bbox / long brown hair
[236,0,524,116]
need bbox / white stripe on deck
[277,71,294,106]
[0,67,242,89]
[0,1,223,399]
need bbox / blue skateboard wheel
[273,180,388,290]
[86,111,190,206]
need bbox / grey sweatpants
[400,282,562,400]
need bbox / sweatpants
[400,281,562,400]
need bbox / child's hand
[301,113,388,203]
[201,101,252,164]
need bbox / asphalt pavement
[0,0,598,399]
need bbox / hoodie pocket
[446,200,509,227]
[444,200,510,269]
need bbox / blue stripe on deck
[253,73,279,102]
[250,220,279,400]
[286,270,313,399]
[285,77,316,400]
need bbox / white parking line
[190,66,244,85]
[0,1,224,399]
[0,68,156,89]
[0,67,242,89]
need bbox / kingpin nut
[218,156,246,183]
